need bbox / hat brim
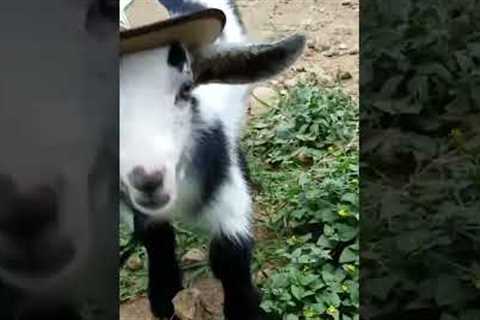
[120,8,226,54]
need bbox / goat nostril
[138,178,161,194]
[129,166,164,194]
[0,185,58,237]
[131,166,147,177]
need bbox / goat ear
[191,34,306,85]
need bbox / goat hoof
[153,316,179,320]
[227,308,267,320]
[150,304,175,320]
[225,312,265,320]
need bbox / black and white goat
[120,1,305,319]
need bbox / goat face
[120,35,306,218]
[120,43,196,216]
[0,0,117,296]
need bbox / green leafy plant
[361,1,480,319]
[119,223,148,302]
[244,83,359,319]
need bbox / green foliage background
[361,0,480,319]
[245,84,359,320]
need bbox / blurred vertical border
[361,1,480,319]
[0,1,119,319]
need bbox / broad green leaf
[339,246,358,264]
[435,276,466,306]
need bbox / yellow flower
[451,128,462,137]
[304,308,315,318]
[450,128,465,149]
[287,236,297,245]
[345,264,356,273]
[338,208,351,217]
[327,306,338,315]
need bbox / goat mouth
[0,232,76,279]
[133,193,171,212]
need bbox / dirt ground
[241,0,359,97]
[120,1,359,319]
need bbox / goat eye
[94,0,118,20]
[176,81,194,104]
[85,0,117,34]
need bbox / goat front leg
[209,233,265,320]
[134,213,182,319]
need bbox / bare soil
[120,1,358,319]
[242,0,359,97]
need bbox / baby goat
[120,1,305,319]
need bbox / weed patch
[244,84,359,320]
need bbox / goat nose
[0,184,58,238]
[129,166,164,194]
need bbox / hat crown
[120,0,169,30]
[120,1,226,54]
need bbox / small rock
[284,78,297,87]
[302,18,313,26]
[294,66,307,73]
[349,48,359,55]
[339,71,353,80]
[307,39,316,49]
[253,86,276,97]
[296,152,314,166]
[302,70,333,86]
[252,86,279,103]
[182,248,206,265]
[341,1,352,5]
[126,256,143,271]
[251,86,278,112]
[318,43,331,52]
[270,80,280,87]
[173,288,212,320]
[323,50,339,57]
[339,43,348,50]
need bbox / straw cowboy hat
[120,0,226,54]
